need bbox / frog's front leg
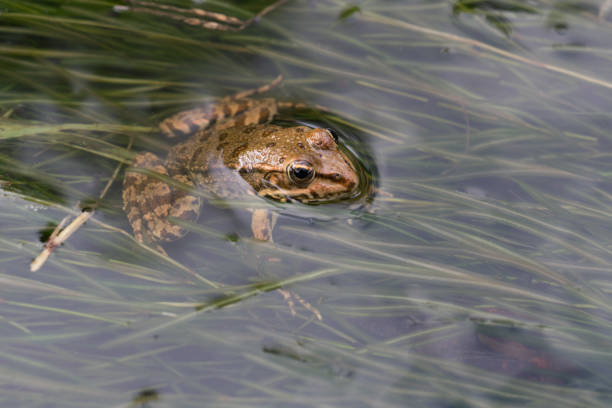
[250,209,322,320]
[123,152,201,244]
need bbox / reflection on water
[1,0,612,407]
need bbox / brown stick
[30,137,133,272]
[126,0,244,25]
[118,0,288,32]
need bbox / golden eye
[287,161,315,184]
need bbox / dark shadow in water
[473,326,590,385]
[131,388,160,408]
[38,221,58,243]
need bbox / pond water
[1,0,612,407]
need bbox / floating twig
[30,137,133,272]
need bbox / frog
[122,76,361,247]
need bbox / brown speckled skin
[123,97,359,245]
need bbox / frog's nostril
[333,173,342,181]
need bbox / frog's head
[257,127,361,203]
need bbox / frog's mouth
[257,185,361,204]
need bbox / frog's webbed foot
[115,0,287,31]
[123,152,201,245]
[279,289,322,321]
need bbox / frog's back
[179,124,277,169]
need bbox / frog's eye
[325,128,339,143]
[287,161,316,185]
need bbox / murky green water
[1,0,612,407]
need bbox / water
[1,0,612,406]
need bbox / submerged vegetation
[1,0,612,406]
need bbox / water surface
[1,0,612,407]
